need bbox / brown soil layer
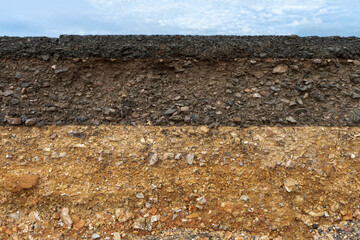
[1,126,360,239]
[1,58,360,126]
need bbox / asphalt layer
[1,35,360,59]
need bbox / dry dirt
[2,125,360,239]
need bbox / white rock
[136,193,144,199]
[253,93,261,98]
[113,232,121,240]
[60,208,73,226]
[151,215,160,223]
[196,196,207,205]
[148,153,158,166]
[286,116,297,123]
[284,178,299,192]
[273,64,288,74]
[240,195,249,202]
[187,154,195,165]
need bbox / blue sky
[0,0,359,37]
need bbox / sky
[0,0,359,37]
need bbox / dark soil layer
[1,35,360,60]
[1,57,360,126]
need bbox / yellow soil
[1,126,360,239]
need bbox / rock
[2,90,13,96]
[165,108,176,116]
[133,217,151,231]
[196,196,207,205]
[4,174,39,192]
[273,64,288,74]
[15,72,22,78]
[54,68,69,74]
[180,106,189,112]
[113,232,121,240]
[187,154,194,165]
[253,93,261,98]
[91,233,101,239]
[244,88,251,93]
[9,98,20,105]
[270,86,280,92]
[6,117,22,125]
[350,74,360,83]
[148,153,158,166]
[231,118,242,124]
[308,211,324,217]
[151,215,160,223]
[198,126,209,133]
[25,118,39,126]
[60,208,73,226]
[221,202,238,214]
[286,116,297,123]
[240,195,249,202]
[28,211,41,223]
[351,109,360,122]
[354,60,360,66]
[284,178,299,192]
[313,59,322,64]
[74,219,86,230]
[285,160,295,168]
[115,208,134,223]
[353,93,360,99]
[136,193,144,199]
[68,131,86,139]
[260,53,267,57]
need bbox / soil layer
[1,126,360,239]
[1,58,360,127]
[1,35,360,59]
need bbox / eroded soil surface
[1,58,360,127]
[1,126,360,239]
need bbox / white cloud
[88,0,336,35]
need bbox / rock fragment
[6,117,22,125]
[273,64,288,74]
[196,196,207,205]
[91,233,101,239]
[284,178,299,192]
[286,116,297,123]
[148,153,158,166]
[60,208,73,226]
[115,208,134,223]
[74,219,86,230]
[240,195,250,202]
[25,118,39,126]
[136,193,144,199]
[4,174,39,192]
[187,154,194,165]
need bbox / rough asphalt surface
[0,35,360,60]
